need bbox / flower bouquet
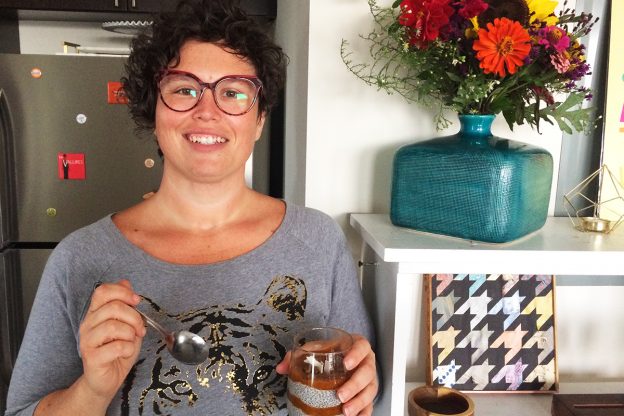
[341,0,598,133]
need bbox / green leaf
[540,93,591,134]
[392,0,402,8]
[502,109,516,131]
[446,72,462,82]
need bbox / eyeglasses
[157,69,263,116]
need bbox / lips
[186,134,228,145]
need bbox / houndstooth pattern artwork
[426,274,558,392]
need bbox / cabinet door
[127,0,276,17]
[126,0,176,13]
[0,0,276,17]
[0,0,124,12]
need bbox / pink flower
[550,51,571,73]
[399,0,455,49]
[455,0,488,19]
[538,26,570,53]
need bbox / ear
[254,112,267,141]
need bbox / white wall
[277,0,624,383]
[300,0,562,252]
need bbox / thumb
[118,279,133,290]
[275,351,291,375]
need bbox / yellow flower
[526,0,559,25]
[470,16,479,30]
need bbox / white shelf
[404,382,624,416]
[350,214,624,416]
[350,215,624,275]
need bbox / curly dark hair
[122,0,287,131]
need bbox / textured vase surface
[390,114,553,243]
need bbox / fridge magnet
[30,67,42,79]
[75,113,87,124]
[425,274,558,392]
[107,81,128,104]
[57,153,86,180]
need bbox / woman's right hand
[78,279,146,403]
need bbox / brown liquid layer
[288,368,347,390]
[288,392,343,416]
[288,354,350,390]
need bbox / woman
[5,0,377,415]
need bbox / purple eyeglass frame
[156,69,263,116]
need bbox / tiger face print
[120,275,307,415]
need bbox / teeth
[188,135,227,145]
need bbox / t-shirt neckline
[103,200,293,270]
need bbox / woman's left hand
[276,333,378,416]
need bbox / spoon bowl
[137,309,209,365]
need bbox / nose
[192,87,221,118]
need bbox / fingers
[86,280,145,337]
[89,280,141,312]
[83,315,143,347]
[275,351,291,375]
[343,334,371,372]
[337,335,378,416]
[341,383,377,416]
[82,337,139,367]
[76,280,147,401]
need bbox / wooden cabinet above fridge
[0,0,276,16]
[0,0,175,13]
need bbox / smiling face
[154,40,266,185]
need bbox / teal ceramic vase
[390,114,553,243]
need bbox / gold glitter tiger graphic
[120,275,307,415]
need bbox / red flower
[473,17,531,77]
[399,0,454,49]
[456,0,488,19]
[531,86,555,106]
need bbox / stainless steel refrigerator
[0,53,163,412]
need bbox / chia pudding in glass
[287,327,353,416]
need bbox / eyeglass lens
[159,73,259,115]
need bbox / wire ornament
[563,165,624,233]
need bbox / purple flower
[537,26,570,53]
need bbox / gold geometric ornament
[563,165,624,233]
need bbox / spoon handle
[136,309,170,339]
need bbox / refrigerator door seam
[0,89,18,249]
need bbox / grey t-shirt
[5,203,373,416]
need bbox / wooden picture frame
[425,274,558,392]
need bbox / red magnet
[57,153,86,180]
[107,81,128,104]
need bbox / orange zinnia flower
[473,17,531,77]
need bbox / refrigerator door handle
[0,252,19,386]
[0,89,17,248]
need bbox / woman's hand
[78,280,146,403]
[335,334,378,416]
[276,333,378,416]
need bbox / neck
[148,169,257,232]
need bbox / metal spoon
[136,309,210,365]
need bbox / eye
[253,365,272,383]
[221,88,248,101]
[174,87,199,98]
[160,74,201,98]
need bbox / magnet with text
[57,153,86,180]
[107,81,128,104]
